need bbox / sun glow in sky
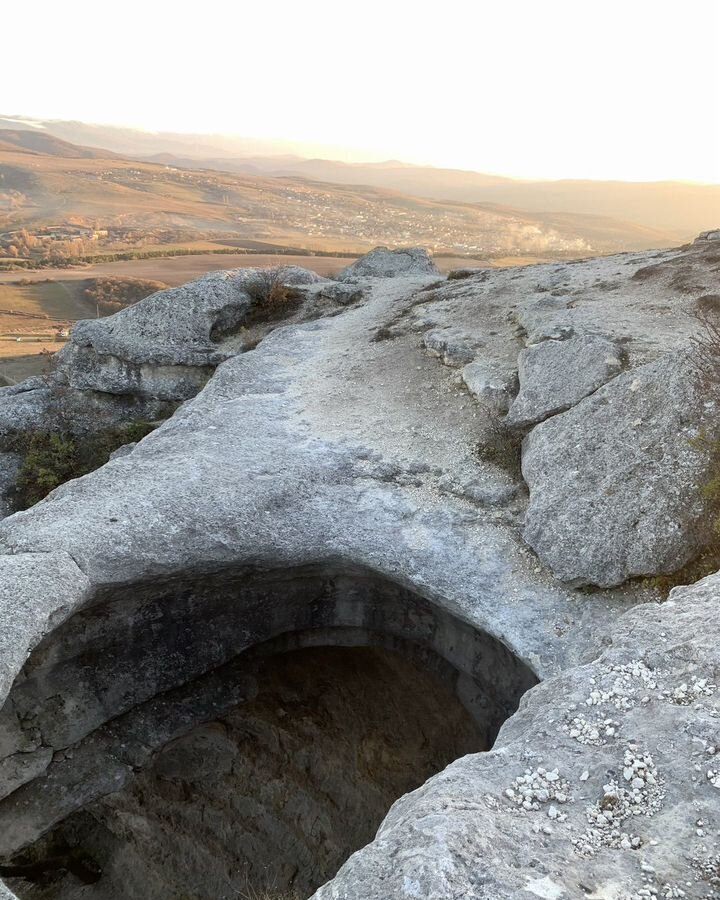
[4,0,719,182]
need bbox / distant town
[0,154,596,272]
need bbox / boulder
[337,247,440,281]
[461,359,517,412]
[57,266,324,401]
[423,330,475,366]
[265,266,327,287]
[292,281,366,310]
[507,333,624,427]
[522,353,715,586]
[55,270,249,400]
[695,228,720,243]
[313,282,365,305]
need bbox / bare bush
[688,307,720,397]
[473,402,523,477]
[245,267,302,323]
[235,889,301,900]
[83,276,168,313]
[220,872,301,900]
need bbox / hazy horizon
[4,112,719,188]
[4,0,719,184]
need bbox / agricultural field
[0,251,543,290]
[0,275,170,383]
[0,280,92,383]
[0,249,541,386]
[0,254,360,288]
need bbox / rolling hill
[141,155,718,241]
[0,128,120,159]
[0,122,696,259]
[2,115,717,243]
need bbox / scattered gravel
[574,748,664,857]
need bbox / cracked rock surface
[0,239,718,898]
[522,352,717,586]
[506,332,624,427]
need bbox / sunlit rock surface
[0,237,718,898]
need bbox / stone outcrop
[522,352,715,586]
[506,333,624,427]
[337,246,439,281]
[696,228,720,243]
[56,265,326,401]
[0,236,718,899]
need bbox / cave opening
[0,565,539,900]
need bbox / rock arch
[0,563,538,898]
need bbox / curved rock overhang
[0,563,538,897]
[1,237,717,898]
[311,575,720,900]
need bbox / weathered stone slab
[507,333,624,427]
[523,353,714,586]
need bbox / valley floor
[0,252,536,288]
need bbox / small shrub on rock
[245,267,302,324]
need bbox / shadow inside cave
[0,564,539,899]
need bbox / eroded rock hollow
[0,566,537,899]
[2,238,720,899]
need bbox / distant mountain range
[1,115,717,256]
[140,155,718,241]
[0,128,121,160]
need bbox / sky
[4,0,719,183]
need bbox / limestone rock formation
[313,573,720,900]
[523,352,716,586]
[0,236,717,899]
[337,246,439,281]
[0,264,344,493]
[56,265,326,401]
[506,332,624,427]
